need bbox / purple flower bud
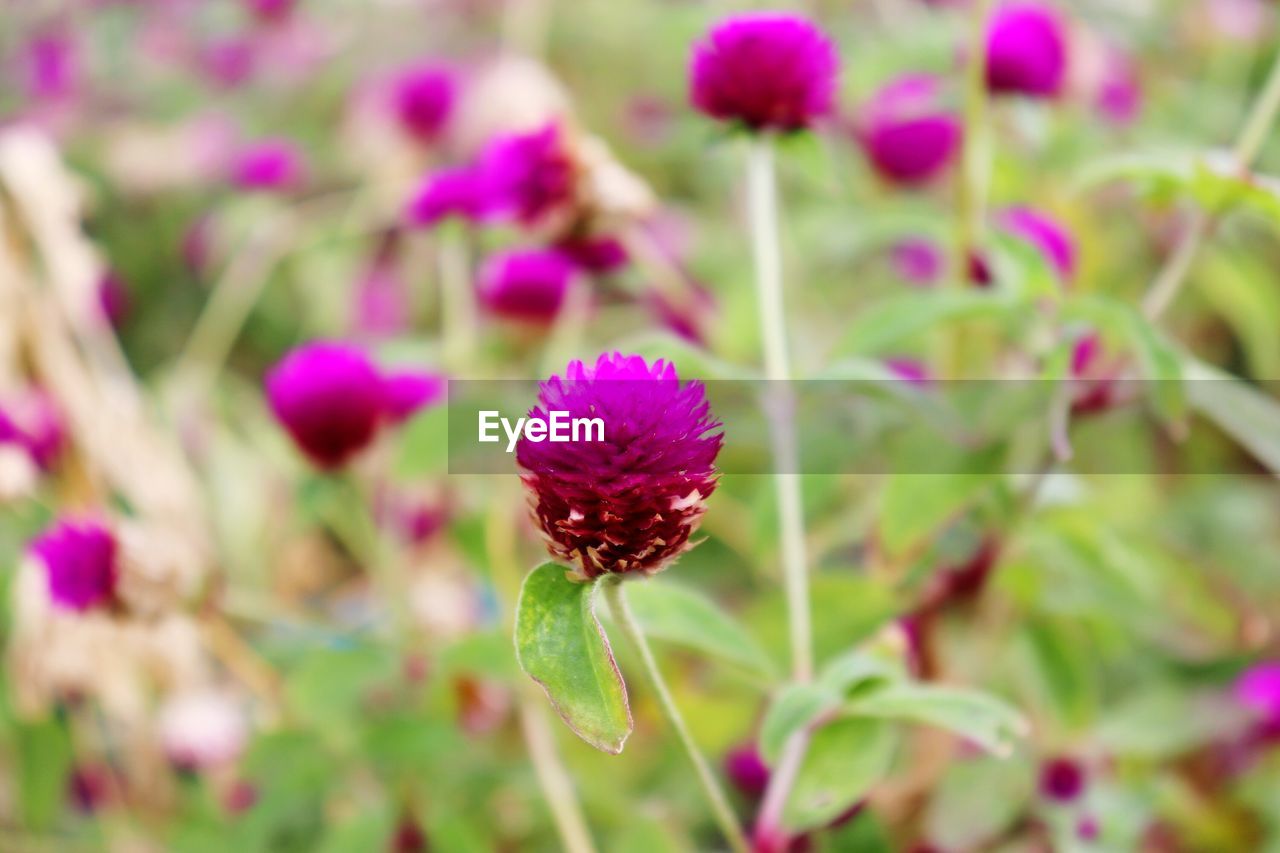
[1039,756,1087,802]
[29,518,118,612]
[393,63,456,143]
[477,248,580,324]
[381,370,447,425]
[1095,48,1141,126]
[556,236,629,274]
[222,779,259,815]
[690,14,840,132]
[885,358,932,385]
[230,138,306,192]
[997,206,1076,281]
[1235,662,1280,724]
[201,37,257,89]
[98,270,130,328]
[67,765,110,814]
[265,342,386,469]
[245,0,296,25]
[517,353,722,579]
[22,32,78,102]
[405,167,485,227]
[857,75,961,186]
[725,743,771,798]
[890,238,945,286]
[477,123,577,227]
[1078,816,1100,842]
[985,4,1069,99]
[352,262,410,339]
[647,280,717,346]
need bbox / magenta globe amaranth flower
[517,353,722,579]
[998,206,1076,282]
[29,518,118,612]
[265,342,385,469]
[393,64,456,143]
[857,75,961,187]
[478,123,577,226]
[690,13,839,131]
[724,743,770,798]
[985,4,1068,99]
[405,167,485,227]
[230,139,306,191]
[1039,756,1087,802]
[891,238,945,286]
[477,248,580,324]
[381,369,447,425]
[1236,662,1280,723]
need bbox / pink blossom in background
[352,262,411,339]
[477,123,577,227]
[476,248,580,323]
[724,743,770,799]
[1235,662,1280,723]
[245,0,296,25]
[1039,757,1087,802]
[200,36,257,89]
[392,63,457,143]
[230,138,306,191]
[997,206,1077,282]
[556,236,629,274]
[985,3,1069,99]
[885,358,932,385]
[158,691,248,771]
[405,167,487,227]
[857,75,961,187]
[21,31,80,102]
[1096,48,1142,126]
[29,518,119,612]
[690,13,840,131]
[381,370,447,425]
[98,270,131,328]
[890,238,946,286]
[647,280,717,346]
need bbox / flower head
[477,248,580,324]
[381,369,447,425]
[690,13,839,131]
[517,353,722,579]
[1095,48,1141,126]
[857,75,961,186]
[230,138,306,191]
[265,342,385,468]
[724,743,771,798]
[1236,662,1280,723]
[30,518,118,612]
[393,64,456,143]
[890,238,945,286]
[22,32,78,102]
[405,167,486,227]
[985,4,1068,99]
[478,123,577,226]
[159,690,248,770]
[997,206,1076,281]
[1039,757,1086,802]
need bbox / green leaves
[784,718,898,830]
[514,563,632,754]
[845,683,1028,758]
[625,579,775,678]
[1184,357,1280,478]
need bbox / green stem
[954,0,994,284]
[746,135,813,684]
[1143,46,1280,321]
[603,579,750,853]
[439,224,476,371]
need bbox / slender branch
[603,579,750,853]
[746,134,813,684]
[438,224,476,371]
[1143,47,1280,321]
[954,0,994,283]
[752,728,811,853]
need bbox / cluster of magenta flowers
[516,353,722,579]
[29,518,119,613]
[265,341,445,469]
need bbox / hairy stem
[1144,47,1280,321]
[603,579,750,853]
[746,134,813,684]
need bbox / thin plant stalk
[746,134,813,684]
[953,0,993,282]
[602,578,750,853]
[751,727,811,851]
[1143,47,1280,321]
[485,485,598,853]
[439,224,476,371]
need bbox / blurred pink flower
[477,247,580,323]
[1235,662,1280,723]
[245,0,296,25]
[690,13,840,131]
[159,690,248,770]
[405,167,486,227]
[29,518,119,613]
[556,236,629,274]
[857,75,961,187]
[21,31,79,102]
[1095,48,1141,126]
[392,63,457,144]
[885,358,932,385]
[381,369,447,425]
[477,123,576,227]
[200,36,257,89]
[353,261,411,338]
[230,138,306,191]
[724,743,770,798]
[985,3,1068,99]
[98,270,130,328]
[890,238,945,286]
[997,206,1076,281]
[1039,756,1087,802]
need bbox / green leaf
[759,683,840,764]
[879,472,994,558]
[623,578,775,678]
[845,683,1028,757]
[394,403,450,477]
[514,563,632,754]
[16,716,72,830]
[837,291,1021,357]
[1184,358,1280,478]
[783,718,898,832]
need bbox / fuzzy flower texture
[30,518,118,612]
[690,13,839,131]
[517,353,722,580]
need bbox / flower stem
[486,484,598,853]
[746,135,814,685]
[752,727,811,853]
[1143,46,1280,321]
[954,0,993,284]
[603,579,750,853]
[439,223,476,371]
